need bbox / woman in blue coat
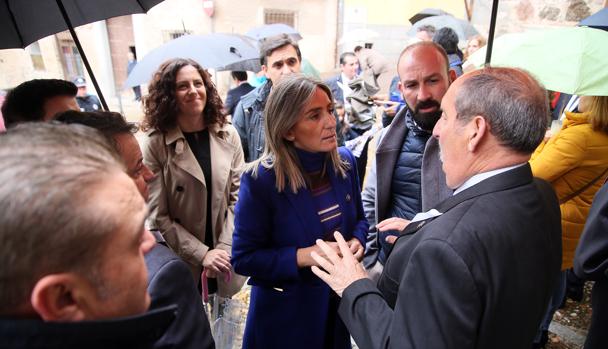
[232,75,368,349]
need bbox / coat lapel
[165,127,205,185]
[208,124,237,229]
[283,185,324,244]
[375,108,408,220]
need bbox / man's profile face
[433,76,470,189]
[115,133,155,201]
[262,44,301,85]
[398,46,451,132]
[80,172,155,319]
[43,95,80,121]
[340,55,359,80]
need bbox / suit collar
[401,163,534,237]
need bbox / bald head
[396,42,455,132]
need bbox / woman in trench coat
[141,58,245,298]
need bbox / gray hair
[248,74,348,193]
[0,122,126,315]
[455,67,549,154]
[259,34,302,66]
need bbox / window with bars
[163,30,192,42]
[264,9,296,27]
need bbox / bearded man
[362,42,456,279]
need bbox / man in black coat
[223,71,254,117]
[311,67,562,349]
[574,182,608,349]
[0,123,175,348]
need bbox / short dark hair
[339,52,357,65]
[231,71,248,82]
[433,27,459,54]
[1,79,77,127]
[259,34,301,66]
[55,110,138,152]
[354,46,363,53]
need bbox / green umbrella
[467,26,608,96]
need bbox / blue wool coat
[232,147,368,349]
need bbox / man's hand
[202,249,231,275]
[311,232,368,297]
[297,242,340,267]
[376,217,410,232]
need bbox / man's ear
[467,115,487,152]
[30,274,89,322]
[448,69,457,84]
[261,65,269,79]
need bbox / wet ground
[545,282,592,349]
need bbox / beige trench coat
[141,122,246,297]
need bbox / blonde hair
[247,74,349,193]
[586,96,608,133]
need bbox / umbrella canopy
[124,33,260,88]
[409,8,451,25]
[578,7,608,31]
[408,15,479,41]
[245,23,302,41]
[0,0,165,110]
[467,27,608,96]
[0,0,163,48]
[338,28,380,45]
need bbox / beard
[412,99,442,132]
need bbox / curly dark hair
[142,58,225,132]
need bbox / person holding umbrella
[140,58,246,301]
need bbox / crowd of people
[1,27,608,349]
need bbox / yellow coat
[530,112,608,270]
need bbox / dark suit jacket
[340,164,562,349]
[573,182,608,349]
[224,82,254,116]
[146,243,215,349]
[325,74,344,104]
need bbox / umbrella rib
[135,0,145,11]
[6,1,25,46]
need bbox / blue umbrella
[245,23,302,41]
[579,7,608,31]
[124,33,260,88]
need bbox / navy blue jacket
[224,82,254,116]
[232,147,368,349]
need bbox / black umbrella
[0,0,165,110]
[408,8,451,25]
